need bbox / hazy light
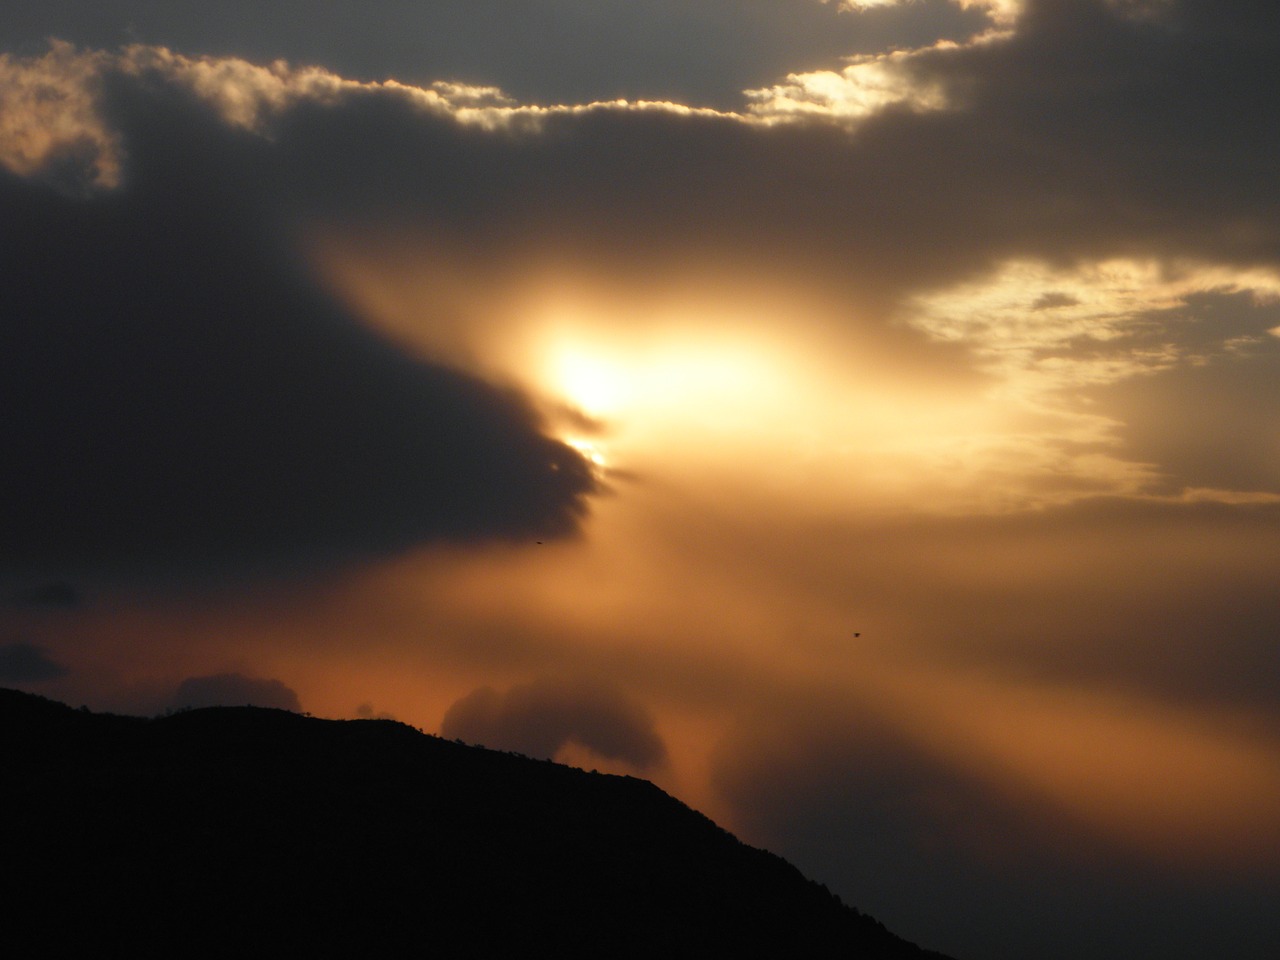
[316,238,1280,523]
[527,297,1131,516]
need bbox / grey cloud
[899,0,1280,264]
[246,3,1280,320]
[0,95,596,581]
[19,3,1280,329]
[12,2,1280,302]
[170,673,302,712]
[441,676,667,769]
[0,642,70,684]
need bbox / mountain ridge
[1,688,956,958]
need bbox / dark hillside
[1,689,955,958]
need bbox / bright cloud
[0,41,118,187]
[905,258,1280,387]
[840,0,1023,26]
[746,47,951,120]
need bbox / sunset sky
[3,2,1280,957]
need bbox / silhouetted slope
[1,689,955,958]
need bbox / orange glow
[859,657,1280,870]
[525,304,1117,517]
[236,235,1280,888]
[315,239,1213,514]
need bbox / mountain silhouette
[1,688,956,958]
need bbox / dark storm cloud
[711,702,1280,960]
[886,0,1280,270]
[0,642,69,683]
[441,676,667,769]
[0,93,595,580]
[170,673,302,712]
[0,0,990,108]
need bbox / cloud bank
[7,5,1276,519]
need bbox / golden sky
[3,4,1280,958]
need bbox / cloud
[0,1,992,110]
[5,7,1277,591]
[0,642,69,684]
[841,0,1022,25]
[170,673,302,712]
[745,46,952,121]
[0,62,597,582]
[0,41,118,189]
[13,8,1280,311]
[441,676,667,769]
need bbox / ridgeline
[1,688,955,958]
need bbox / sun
[565,437,608,470]
[532,320,793,483]
[553,347,627,419]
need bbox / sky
[2,2,1279,957]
